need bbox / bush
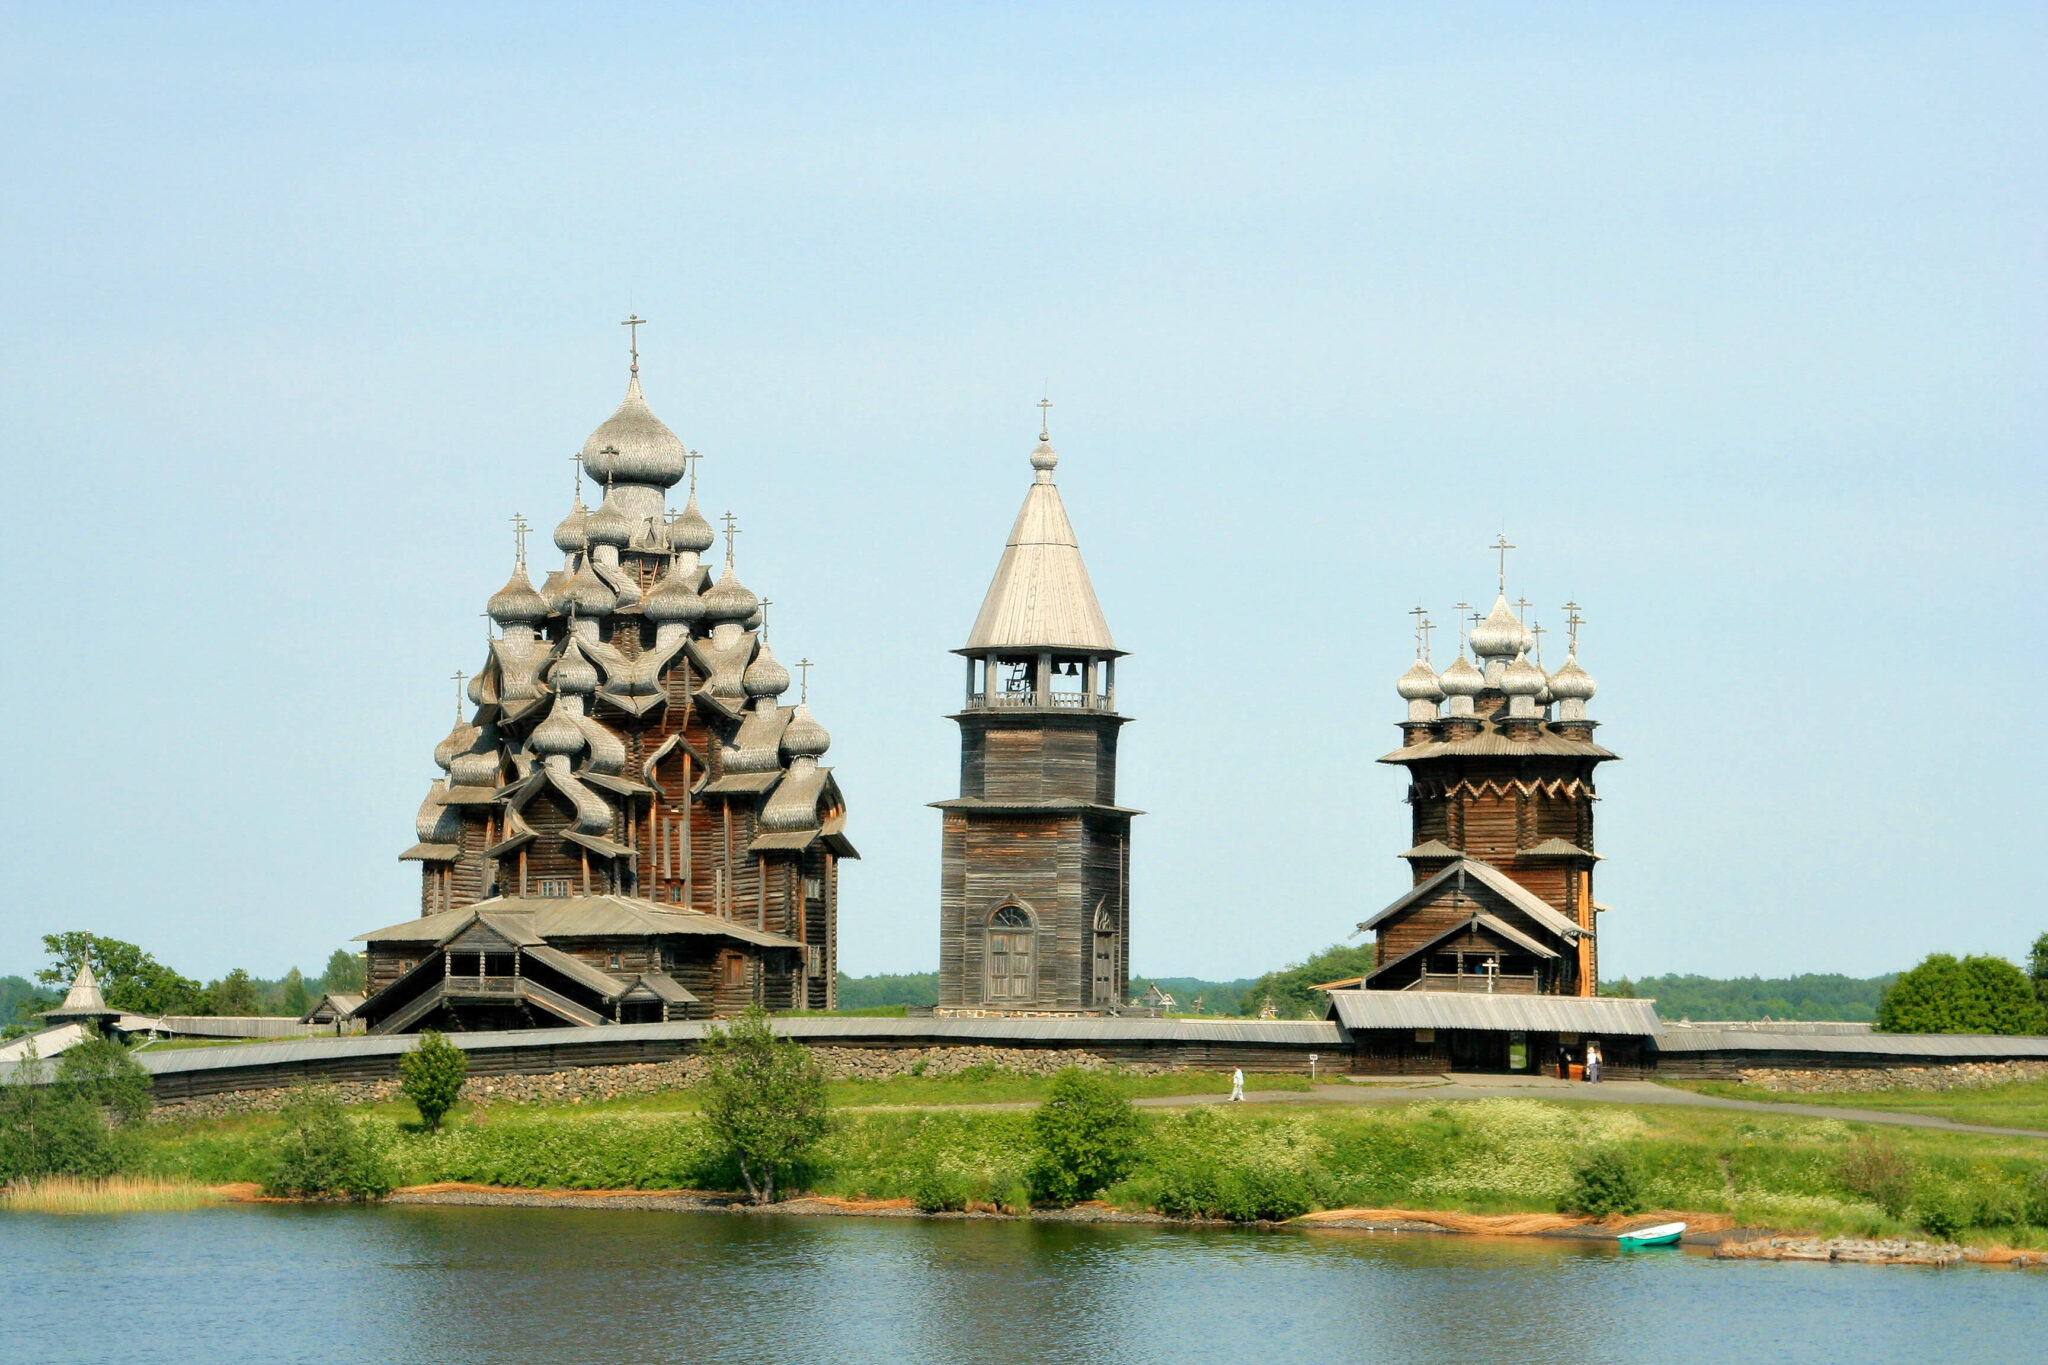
[1875,954,2048,1035]
[1128,1109,1331,1221]
[0,1039,146,1181]
[1026,1068,1141,1206]
[399,1030,469,1132]
[265,1088,391,1199]
[700,1004,829,1203]
[1837,1138,1916,1220]
[1560,1150,1644,1217]
[1911,1178,1973,1241]
[2026,1165,2048,1229]
[56,1036,153,1127]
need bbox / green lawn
[1665,1079,2048,1133]
[130,1074,2048,1244]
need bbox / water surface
[6,1206,2037,1364]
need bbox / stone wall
[149,1045,1177,1123]
[1734,1059,2048,1094]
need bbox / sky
[0,3,2042,986]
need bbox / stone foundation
[1735,1060,2048,1094]
[149,1045,1178,1123]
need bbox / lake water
[6,1206,2039,1364]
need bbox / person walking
[1228,1067,1245,1102]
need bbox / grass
[1666,1078,2048,1132]
[1,1175,219,1214]
[123,1076,2048,1243]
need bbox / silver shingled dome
[1396,659,1445,702]
[581,375,688,488]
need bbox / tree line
[3,933,367,1036]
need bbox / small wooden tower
[934,411,1137,1014]
[1357,561,1616,996]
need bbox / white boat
[1617,1221,1687,1248]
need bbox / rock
[1734,1060,2048,1095]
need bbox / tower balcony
[964,687,1117,712]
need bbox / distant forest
[1601,973,1897,1022]
[835,967,1903,1022]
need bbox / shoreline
[201,1183,2044,1267]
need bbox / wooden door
[986,906,1036,1002]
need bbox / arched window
[986,903,1036,1003]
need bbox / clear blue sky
[1,3,2041,986]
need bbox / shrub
[0,1040,140,1181]
[56,1036,153,1127]
[1911,1178,1973,1241]
[1026,1067,1141,1206]
[265,1088,391,1199]
[700,1004,829,1203]
[1875,953,2048,1035]
[1560,1150,1644,1217]
[1836,1138,1916,1220]
[399,1030,469,1133]
[1130,1109,1331,1220]
[2026,1165,2048,1229]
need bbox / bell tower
[934,410,1137,1014]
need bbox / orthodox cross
[1453,601,1472,654]
[569,451,585,501]
[796,657,814,704]
[757,597,772,640]
[1563,601,1585,653]
[720,511,740,566]
[451,670,467,721]
[1420,614,1435,662]
[621,313,645,373]
[479,609,494,642]
[1515,595,1532,622]
[1037,393,1053,439]
[1407,605,1430,660]
[684,449,700,496]
[510,513,530,566]
[1490,533,1515,594]
[1529,619,1546,666]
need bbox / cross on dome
[721,511,741,567]
[797,657,814,703]
[510,513,530,566]
[451,670,467,720]
[1037,393,1053,439]
[1490,533,1515,594]
[621,313,646,375]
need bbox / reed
[1,1175,219,1214]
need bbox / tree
[36,933,205,1017]
[1560,1150,1644,1217]
[1026,1068,1142,1206]
[319,949,366,995]
[398,1030,469,1132]
[281,968,310,1018]
[266,1087,392,1200]
[1235,943,1378,1019]
[0,1039,146,1181]
[698,1004,828,1203]
[2030,932,2048,1005]
[1875,954,2048,1036]
[55,1036,152,1127]
[204,968,262,1017]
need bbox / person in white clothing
[1228,1068,1245,1101]
[1585,1041,1602,1083]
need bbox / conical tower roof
[40,959,119,1021]
[962,427,1118,653]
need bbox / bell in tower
[932,407,1139,1014]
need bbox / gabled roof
[522,944,631,999]
[1356,857,1587,943]
[963,462,1117,654]
[1367,912,1560,984]
[1327,990,1663,1038]
[355,895,804,951]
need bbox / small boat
[1617,1221,1687,1249]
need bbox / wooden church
[1356,563,1614,997]
[352,327,854,1033]
[933,410,1137,1015]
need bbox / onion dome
[433,719,477,773]
[1396,659,1445,702]
[549,638,600,695]
[557,558,616,617]
[585,488,633,549]
[581,375,688,487]
[1030,433,1059,475]
[700,565,759,624]
[670,495,716,555]
[553,497,591,553]
[530,695,587,758]
[743,641,790,699]
[642,563,706,624]
[1470,596,1534,660]
[1548,655,1597,701]
[1438,654,1485,697]
[449,725,501,788]
[1502,650,1546,697]
[488,564,548,624]
[416,782,461,843]
[781,703,831,759]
